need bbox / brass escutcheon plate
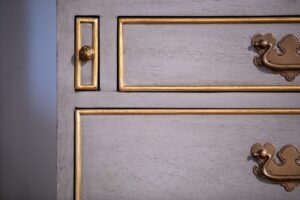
[252,34,300,81]
[251,143,300,191]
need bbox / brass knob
[79,46,95,61]
[255,149,268,158]
[254,40,269,49]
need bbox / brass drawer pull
[252,34,300,81]
[251,143,300,191]
[79,46,95,61]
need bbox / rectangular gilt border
[75,108,300,200]
[75,17,99,91]
[118,16,300,92]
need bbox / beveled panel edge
[74,107,300,200]
[75,16,99,91]
[117,16,300,92]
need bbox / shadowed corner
[0,0,56,199]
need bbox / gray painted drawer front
[75,109,300,200]
[119,17,300,92]
[57,0,300,200]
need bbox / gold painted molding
[75,17,99,91]
[118,16,300,92]
[75,108,300,200]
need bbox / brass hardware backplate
[253,33,300,81]
[251,143,300,191]
[75,17,99,91]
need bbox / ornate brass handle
[252,33,300,81]
[251,143,300,191]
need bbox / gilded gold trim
[75,17,99,91]
[118,17,300,92]
[75,108,300,200]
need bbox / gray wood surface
[124,24,300,85]
[81,23,93,85]
[81,114,300,200]
[57,0,300,199]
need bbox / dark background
[0,0,56,199]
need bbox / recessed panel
[75,109,300,200]
[75,17,99,91]
[118,17,300,91]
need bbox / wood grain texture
[81,114,300,200]
[80,23,93,85]
[124,23,300,85]
[57,0,300,199]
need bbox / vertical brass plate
[75,108,300,200]
[75,17,99,91]
[118,17,300,92]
